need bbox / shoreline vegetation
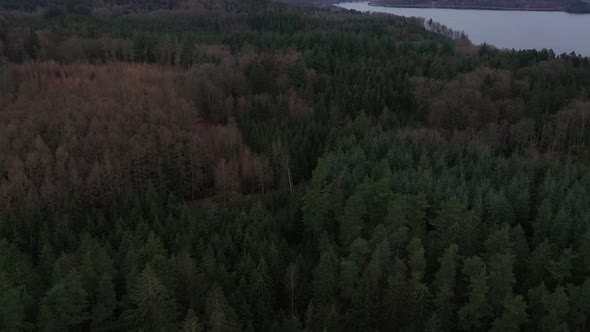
[369,1,561,11]
[367,0,590,13]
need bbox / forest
[1,0,590,331]
[373,0,590,13]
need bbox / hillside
[1,0,590,331]
[373,0,590,13]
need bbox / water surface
[337,2,590,56]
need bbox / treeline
[0,0,258,12]
[1,0,590,331]
[374,0,585,12]
[424,18,468,40]
[567,0,590,13]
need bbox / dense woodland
[1,0,590,331]
[373,0,590,13]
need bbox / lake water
[336,2,590,56]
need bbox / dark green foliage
[302,155,333,236]
[312,246,339,306]
[339,192,367,248]
[490,294,527,332]
[123,265,178,331]
[39,270,91,331]
[459,256,491,330]
[431,244,459,331]
[206,287,240,332]
[91,274,117,331]
[0,275,31,331]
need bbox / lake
[336,2,590,56]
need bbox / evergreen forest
[1,0,590,330]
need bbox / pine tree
[527,240,554,288]
[0,273,30,331]
[510,225,530,285]
[176,252,205,311]
[339,192,367,248]
[39,241,56,287]
[302,155,333,236]
[431,244,459,331]
[251,258,273,329]
[566,279,590,331]
[181,309,203,332]
[490,294,528,332]
[533,198,553,245]
[80,249,99,300]
[409,282,432,331]
[432,198,480,255]
[383,195,408,231]
[91,273,117,331]
[353,243,384,328]
[312,246,339,305]
[123,265,178,331]
[40,270,90,330]
[527,282,550,329]
[548,248,573,285]
[487,253,515,311]
[578,230,590,276]
[289,60,307,88]
[484,225,513,260]
[403,194,430,240]
[348,238,369,266]
[141,231,168,264]
[206,287,240,332]
[486,190,515,225]
[339,259,359,300]
[407,237,426,283]
[36,304,59,332]
[458,256,491,331]
[310,48,330,74]
[385,258,408,329]
[538,286,570,331]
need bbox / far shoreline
[365,1,582,13]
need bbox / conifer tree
[123,265,177,331]
[458,256,491,330]
[487,253,515,311]
[181,309,204,332]
[490,294,528,332]
[312,246,338,306]
[206,287,240,332]
[91,273,117,331]
[339,192,367,248]
[431,244,459,331]
[0,273,30,331]
[302,155,333,236]
[40,270,90,330]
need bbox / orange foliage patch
[0,62,265,211]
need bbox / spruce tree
[458,256,491,330]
